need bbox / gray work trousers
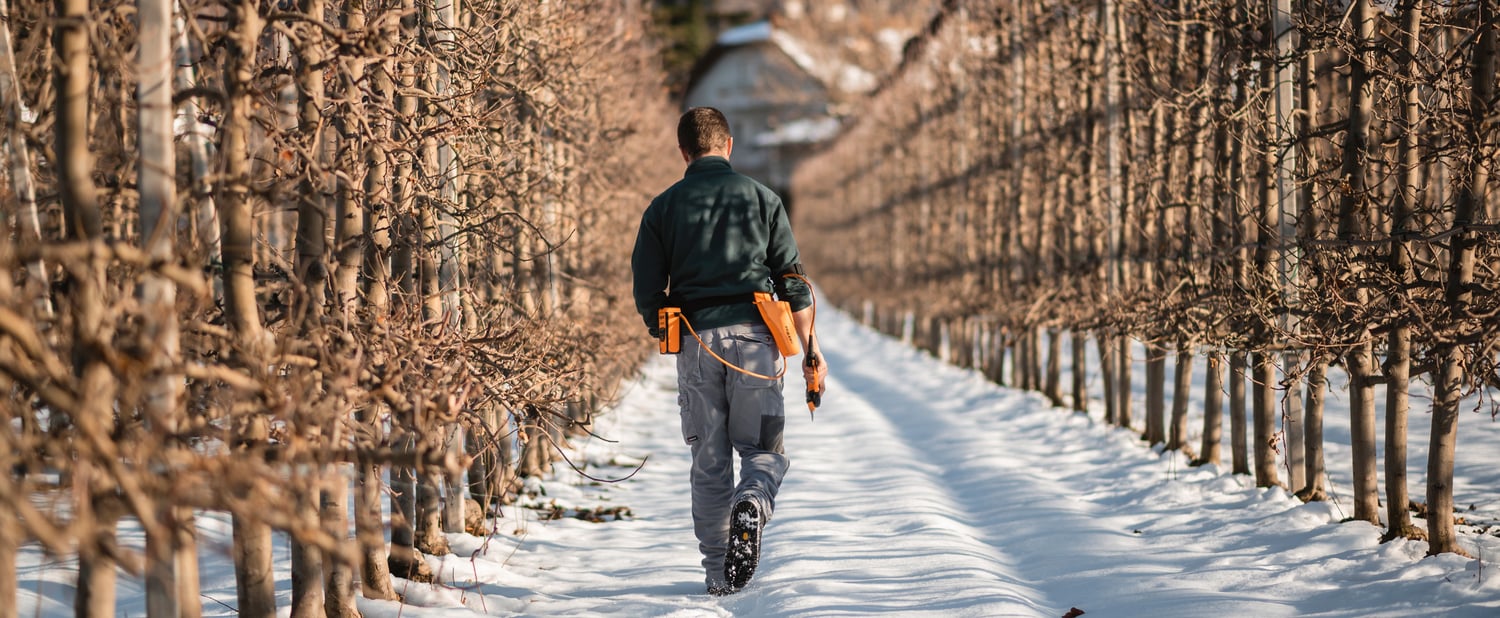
[675,322,790,588]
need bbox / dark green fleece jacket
[632,156,811,334]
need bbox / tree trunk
[1117,338,1133,429]
[173,10,219,272]
[1099,335,1117,424]
[1196,350,1223,466]
[1428,0,1492,556]
[357,408,398,600]
[174,507,201,618]
[289,1,331,609]
[1339,0,1381,526]
[1028,327,1043,392]
[387,435,432,582]
[222,0,274,612]
[322,467,359,618]
[1298,352,1328,501]
[1382,0,1423,543]
[1168,344,1192,454]
[56,0,123,613]
[219,0,265,348]
[1145,344,1165,445]
[443,425,465,534]
[1071,331,1087,412]
[75,500,118,618]
[293,0,329,321]
[291,495,324,618]
[0,0,51,319]
[352,30,390,585]
[1229,350,1249,475]
[1044,329,1063,407]
[0,482,14,618]
[416,467,451,555]
[1284,354,1305,493]
[0,334,19,617]
[1016,327,1030,391]
[137,0,185,612]
[232,512,275,617]
[1252,352,1280,487]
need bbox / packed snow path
[18,308,1499,616]
[382,308,1497,617]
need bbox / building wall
[682,44,828,195]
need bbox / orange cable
[675,273,816,382]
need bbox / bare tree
[1381,0,1424,543]
[1427,0,1493,556]
[1337,0,1381,525]
[0,0,50,320]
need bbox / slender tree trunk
[56,0,123,614]
[75,474,119,618]
[0,0,51,319]
[323,5,367,611]
[174,11,219,275]
[321,466,358,618]
[1168,343,1192,454]
[222,0,274,613]
[1028,327,1043,392]
[289,1,331,610]
[1145,344,1165,445]
[1196,350,1223,466]
[294,0,330,321]
[0,338,13,618]
[388,431,430,580]
[356,407,398,599]
[146,501,178,618]
[138,0,185,612]
[353,3,398,597]
[1044,329,1063,407]
[385,0,427,579]
[1100,335,1117,424]
[174,506,200,618]
[1118,338,1133,429]
[1071,332,1087,412]
[1382,0,1423,543]
[1298,352,1329,501]
[1270,0,1302,495]
[1339,0,1381,526]
[0,478,14,618]
[1011,328,1026,389]
[291,494,324,618]
[1428,0,1491,556]
[1284,356,1305,493]
[1229,351,1249,475]
[1252,352,1280,487]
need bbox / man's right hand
[803,353,827,393]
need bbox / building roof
[684,20,878,105]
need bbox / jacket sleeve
[763,193,812,312]
[631,205,669,333]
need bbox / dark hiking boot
[724,499,762,591]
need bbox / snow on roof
[709,20,877,95]
[768,28,876,94]
[716,20,772,46]
[755,116,842,146]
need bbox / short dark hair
[677,107,731,158]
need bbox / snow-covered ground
[17,307,1500,616]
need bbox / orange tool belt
[657,273,822,413]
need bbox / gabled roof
[683,20,878,104]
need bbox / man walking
[632,107,827,595]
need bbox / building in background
[664,0,936,209]
[683,21,890,211]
